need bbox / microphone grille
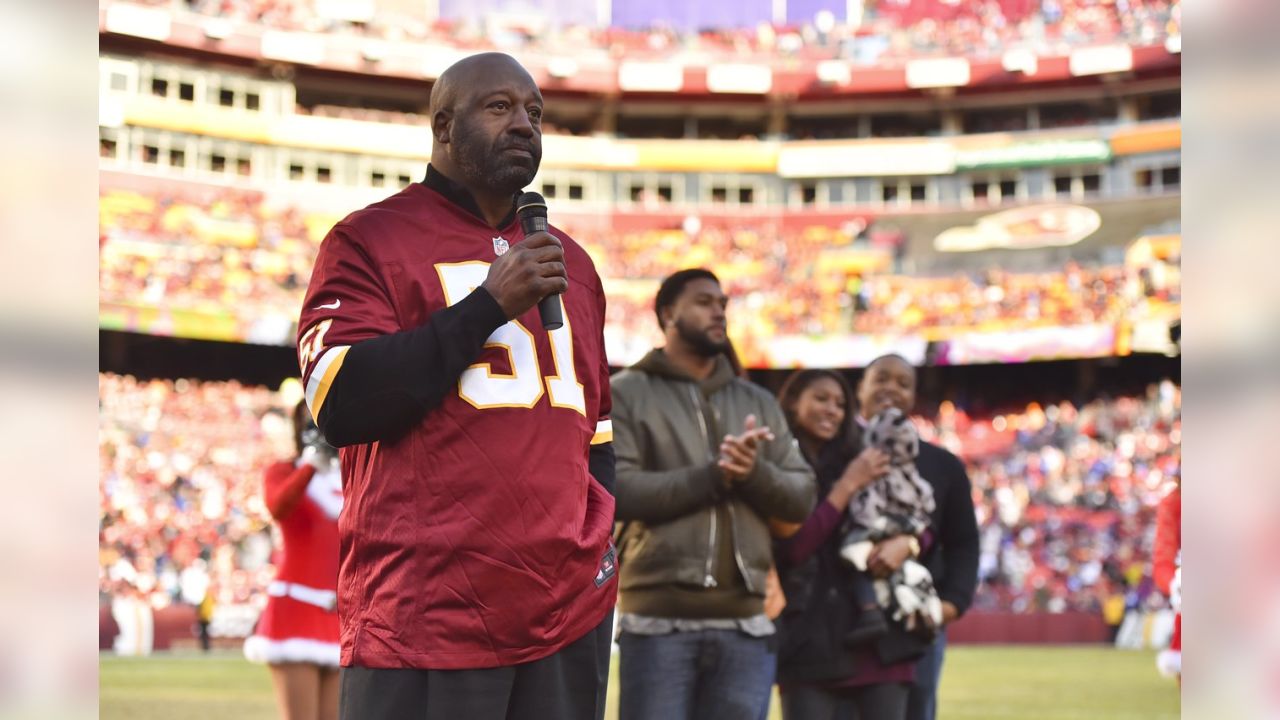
[517,191,547,218]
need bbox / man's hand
[941,600,959,624]
[718,414,774,484]
[480,232,567,319]
[867,535,916,578]
[763,567,786,620]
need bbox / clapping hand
[718,414,774,484]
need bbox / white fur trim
[267,581,337,611]
[1156,649,1181,678]
[244,636,341,667]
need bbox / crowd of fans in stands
[98,187,1182,358]
[124,0,1180,63]
[919,378,1180,614]
[98,188,321,331]
[98,372,1180,620]
[99,374,287,611]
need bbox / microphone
[516,191,563,330]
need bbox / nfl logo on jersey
[493,236,510,256]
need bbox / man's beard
[675,317,730,357]
[452,124,541,196]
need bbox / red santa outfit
[1152,486,1181,679]
[244,459,343,666]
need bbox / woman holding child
[772,367,929,720]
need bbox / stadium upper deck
[98,0,1180,366]
[104,0,1180,67]
[100,0,1180,209]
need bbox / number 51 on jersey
[436,261,586,415]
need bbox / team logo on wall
[934,204,1102,252]
[493,236,510,256]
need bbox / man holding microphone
[296,53,617,720]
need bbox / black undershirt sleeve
[589,442,616,498]
[938,454,980,616]
[316,288,508,447]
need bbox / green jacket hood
[631,348,736,396]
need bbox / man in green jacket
[611,268,816,720]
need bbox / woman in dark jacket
[773,369,922,720]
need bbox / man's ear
[658,306,674,332]
[432,111,452,144]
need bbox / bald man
[296,53,617,719]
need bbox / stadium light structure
[202,18,233,40]
[547,58,579,80]
[361,41,387,63]
[1002,48,1038,76]
[816,60,852,87]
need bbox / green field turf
[100,645,1179,719]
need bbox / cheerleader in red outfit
[1152,480,1181,684]
[245,401,342,720]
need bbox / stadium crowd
[99,188,1182,358]
[920,378,1180,615]
[123,0,1180,62]
[98,187,323,326]
[850,260,1181,336]
[99,374,288,612]
[99,371,1179,621]
[548,223,1177,366]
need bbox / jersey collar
[422,165,518,229]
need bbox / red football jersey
[297,182,616,670]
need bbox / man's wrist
[941,600,960,623]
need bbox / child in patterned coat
[839,408,944,646]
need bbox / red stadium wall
[99,606,119,650]
[948,611,1110,645]
[100,604,199,652]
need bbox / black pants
[781,682,910,720]
[339,612,612,720]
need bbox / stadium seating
[98,0,1183,638]
[99,374,286,612]
[125,0,1180,61]
[98,372,1180,618]
[99,187,1181,365]
[918,381,1181,614]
